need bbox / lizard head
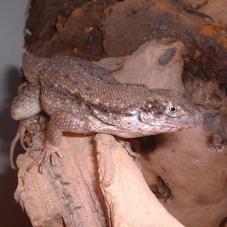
[138,89,202,133]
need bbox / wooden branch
[15,134,184,227]
[15,136,107,227]
[95,134,184,227]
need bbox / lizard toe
[26,142,63,173]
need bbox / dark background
[0,1,31,226]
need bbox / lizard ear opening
[141,100,164,115]
[138,101,162,124]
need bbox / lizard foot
[26,141,63,173]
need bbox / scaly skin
[10,53,202,172]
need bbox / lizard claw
[26,142,63,173]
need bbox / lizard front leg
[27,111,89,173]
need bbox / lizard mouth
[160,114,203,132]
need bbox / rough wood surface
[95,134,184,227]
[99,40,227,227]
[103,0,227,87]
[16,136,107,227]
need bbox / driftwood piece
[15,137,105,227]
[198,0,227,28]
[103,0,227,87]
[14,40,185,226]
[99,40,227,226]
[96,134,184,227]
[98,40,185,92]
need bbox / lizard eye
[169,105,177,113]
[166,104,181,117]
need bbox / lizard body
[11,53,202,171]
